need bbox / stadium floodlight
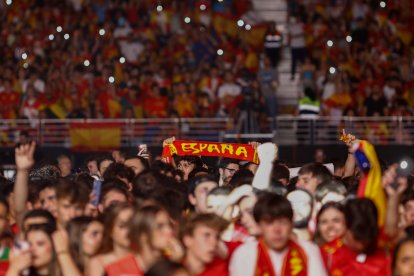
[218,0,223,2]
[21,53,28,60]
[56,26,62,33]
[99,29,106,36]
[6,0,12,5]
[184,17,191,24]
[84,60,90,67]
[156,5,163,12]
[108,76,115,83]
[346,35,352,43]
[200,4,206,11]
[237,19,245,27]
[119,57,126,64]
[48,34,54,41]
[380,1,386,8]
[217,49,224,56]
[23,63,28,69]
[327,40,333,47]
[329,67,336,74]
[64,33,70,40]
[245,24,252,31]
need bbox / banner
[162,140,259,163]
[70,122,121,152]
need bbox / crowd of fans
[0,134,413,275]
[292,0,414,117]
[0,0,413,123]
[0,0,272,123]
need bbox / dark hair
[100,179,129,205]
[125,156,150,172]
[176,156,204,168]
[218,158,240,169]
[228,169,254,188]
[103,162,135,183]
[187,174,218,195]
[401,189,414,206]
[298,163,332,185]
[188,167,209,180]
[0,177,14,198]
[132,170,164,200]
[392,237,414,273]
[56,178,89,205]
[23,209,56,232]
[25,223,60,276]
[345,198,378,254]
[151,161,175,176]
[253,192,293,222]
[67,216,103,272]
[179,213,229,241]
[314,202,346,245]
[145,259,188,276]
[272,164,290,184]
[97,154,114,173]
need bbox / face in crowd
[316,203,346,243]
[219,162,240,186]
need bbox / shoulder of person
[231,239,258,258]
[297,239,321,254]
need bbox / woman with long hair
[66,216,104,273]
[87,203,133,275]
[102,204,181,275]
[7,223,60,276]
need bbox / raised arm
[341,130,356,178]
[14,141,36,228]
[382,164,407,238]
[251,143,278,191]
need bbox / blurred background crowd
[0,0,413,122]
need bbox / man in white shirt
[217,71,241,117]
[229,192,327,276]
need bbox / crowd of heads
[0,138,413,275]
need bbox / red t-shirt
[105,254,143,276]
[198,257,228,276]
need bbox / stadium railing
[0,116,413,148]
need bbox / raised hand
[382,164,408,197]
[15,141,36,171]
[162,136,176,147]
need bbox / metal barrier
[1,116,413,148]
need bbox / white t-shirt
[289,23,306,48]
[217,83,241,99]
[229,240,327,276]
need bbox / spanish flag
[70,122,121,152]
[355,140,386,226]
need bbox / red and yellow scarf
[255,239,307,276]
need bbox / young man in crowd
[55,178,89,228]
[296,162,332,195]
[188,175,219,214]
[180,213,229,276]
[229,192,327,275]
